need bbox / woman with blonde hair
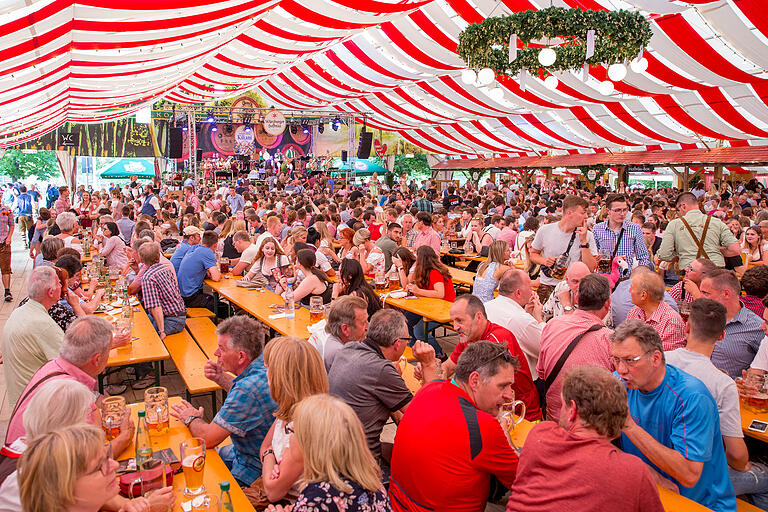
[472,240,512,303]
[18,424,118,512]
[266,395,390,512]
[258,336,329,504]
[243,236,291,290]
[222,219,247,260]
[743,226,768,266]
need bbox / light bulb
[607,63,627,82]
[598,80,614,96]
[477,68,496,86]
[538,48,556,67]
[544,75,559,90]
[489,87,504,102]
[460,69,477,85]
[630,57,649,73]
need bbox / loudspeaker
[357,131,373,159]
[168,128,183,159]
[196,148,203,160]
[341,150,348,162]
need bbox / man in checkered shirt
[0,189,14,302]
[138,242,186,339]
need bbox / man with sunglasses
[389,341,520,512]
[593,194,652,277]
[612,319,736,512]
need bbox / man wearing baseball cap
[171,225,202,274]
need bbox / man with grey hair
[171,316,276,486]
[626,270,686,350]
[321,295,369,371]
[139,241,186,340]
[4,316,134,455]
[1,266,65,408]
[329,309,437,480]
[612,319,735,512]
[390,341,520,512]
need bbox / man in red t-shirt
[390,341,519,512]
[444,294,542,420]
[507,366,664,512]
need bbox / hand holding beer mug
[181,438,206,497]
[102,396,126,441]
[144,387,169,435]
[114,317,132,349]
[129,458,167,499]
[309,296,324,324]
[597,247,612,274]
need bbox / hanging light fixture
[544,75,559,90]
[607,63,627,81]
[461,69,477,85]
[598,80,614,95]
[630,57,649,73]
[538,48,556,67]
[477,68,495,86]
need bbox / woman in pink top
[98,222,128,268]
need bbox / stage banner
[13,119,170,157]
[196,122,312,159]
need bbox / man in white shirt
[254,215,284,253]
[484,269,545,373]
[231,231,258,276]
[666,299,768,509]
[483,215,503,240]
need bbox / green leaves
[0,149,59,181]
[457,8,652,76]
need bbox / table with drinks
[105,392,254,511]
[205,276,315,339]
[737,373,768,442]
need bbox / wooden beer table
[122,398,255,512]
[740,402,768,442]
[399,375,717,512]
[448,267,475,288]
[383,295,452,325]
[97,304,170,392]
[205,277,313,339]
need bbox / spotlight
[182,126,188,132]
[301,122,309,135]
[245,123,252,133]
[290,124,298,135]
[318,123,324,134]
[211,125,218,132]
[332,117,341,131]
[206,110,214,123]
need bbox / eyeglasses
[480,348,514,368]
[90,442,113,477]
[396,337,411,344]
[611,351,652,368]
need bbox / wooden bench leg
[211,392,217,416]
[153,362,161,386]
[186,390,192,403]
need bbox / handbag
[535,324,602,418]
[243,477,293,511]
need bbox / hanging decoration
[457,7,652,76]
[578,165,608,186]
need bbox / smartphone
[748,420,768,433]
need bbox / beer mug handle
[512,400,526,426]
[129,476,142,499]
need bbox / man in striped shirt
[701,269,764,378]
[593,194,652,277]
[139,242,186,340]
[627,271,686,351]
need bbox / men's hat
[183,226,203,236]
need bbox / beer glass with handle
[101,396,126,441]
[181,437,206,497]
[144,387,169,434]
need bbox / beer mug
[181,438,206,497]
[500,395,526,431]
[114,318,132,350]
[129,458,167,499]
[746,373,768,413]
[101,396,126,441]
[309,296,324,324]
[548,254,568,280]
[677,301,691,324]
[144,387,169,434]
[597,248,612,274]
[219,257,230,276]
[374,270,387,292]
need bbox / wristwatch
[580,244,589,248]
[563,306,575,312]
[184,414,202,426]
[261,449,275,463]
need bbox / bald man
[626,271,686,350]
[542,261,591,320]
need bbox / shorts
[0,243,11,275]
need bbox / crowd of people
[0,170,767,512]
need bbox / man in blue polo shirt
[178,230,220,311]
[611,319,736,512]
[171,226,202,274]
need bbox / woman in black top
[331,259,382,319]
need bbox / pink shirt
[626,301,686,351]
[6,357,96,444]
[537,309,613,421]
[498,227,518,250]
[413,227,441,254]
[54,196,71,214]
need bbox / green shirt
[1,299,64,408]
[657,209,738,270]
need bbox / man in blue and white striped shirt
[593,194,652,276]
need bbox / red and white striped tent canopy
[2,0,768,156]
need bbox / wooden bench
[186,317,219,360]
[187,307,216,319]
[738,499,763,511]
[162,330,220,413]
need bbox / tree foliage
[0,150,59,181]
[394,155,430,178]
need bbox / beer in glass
[219,257,230,275]
[144,387,169,434]
[101,396,126,441]
[309,296,324,324]
[374,270,387,292]
[181,438,206,497]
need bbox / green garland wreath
[457,7,652,75]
